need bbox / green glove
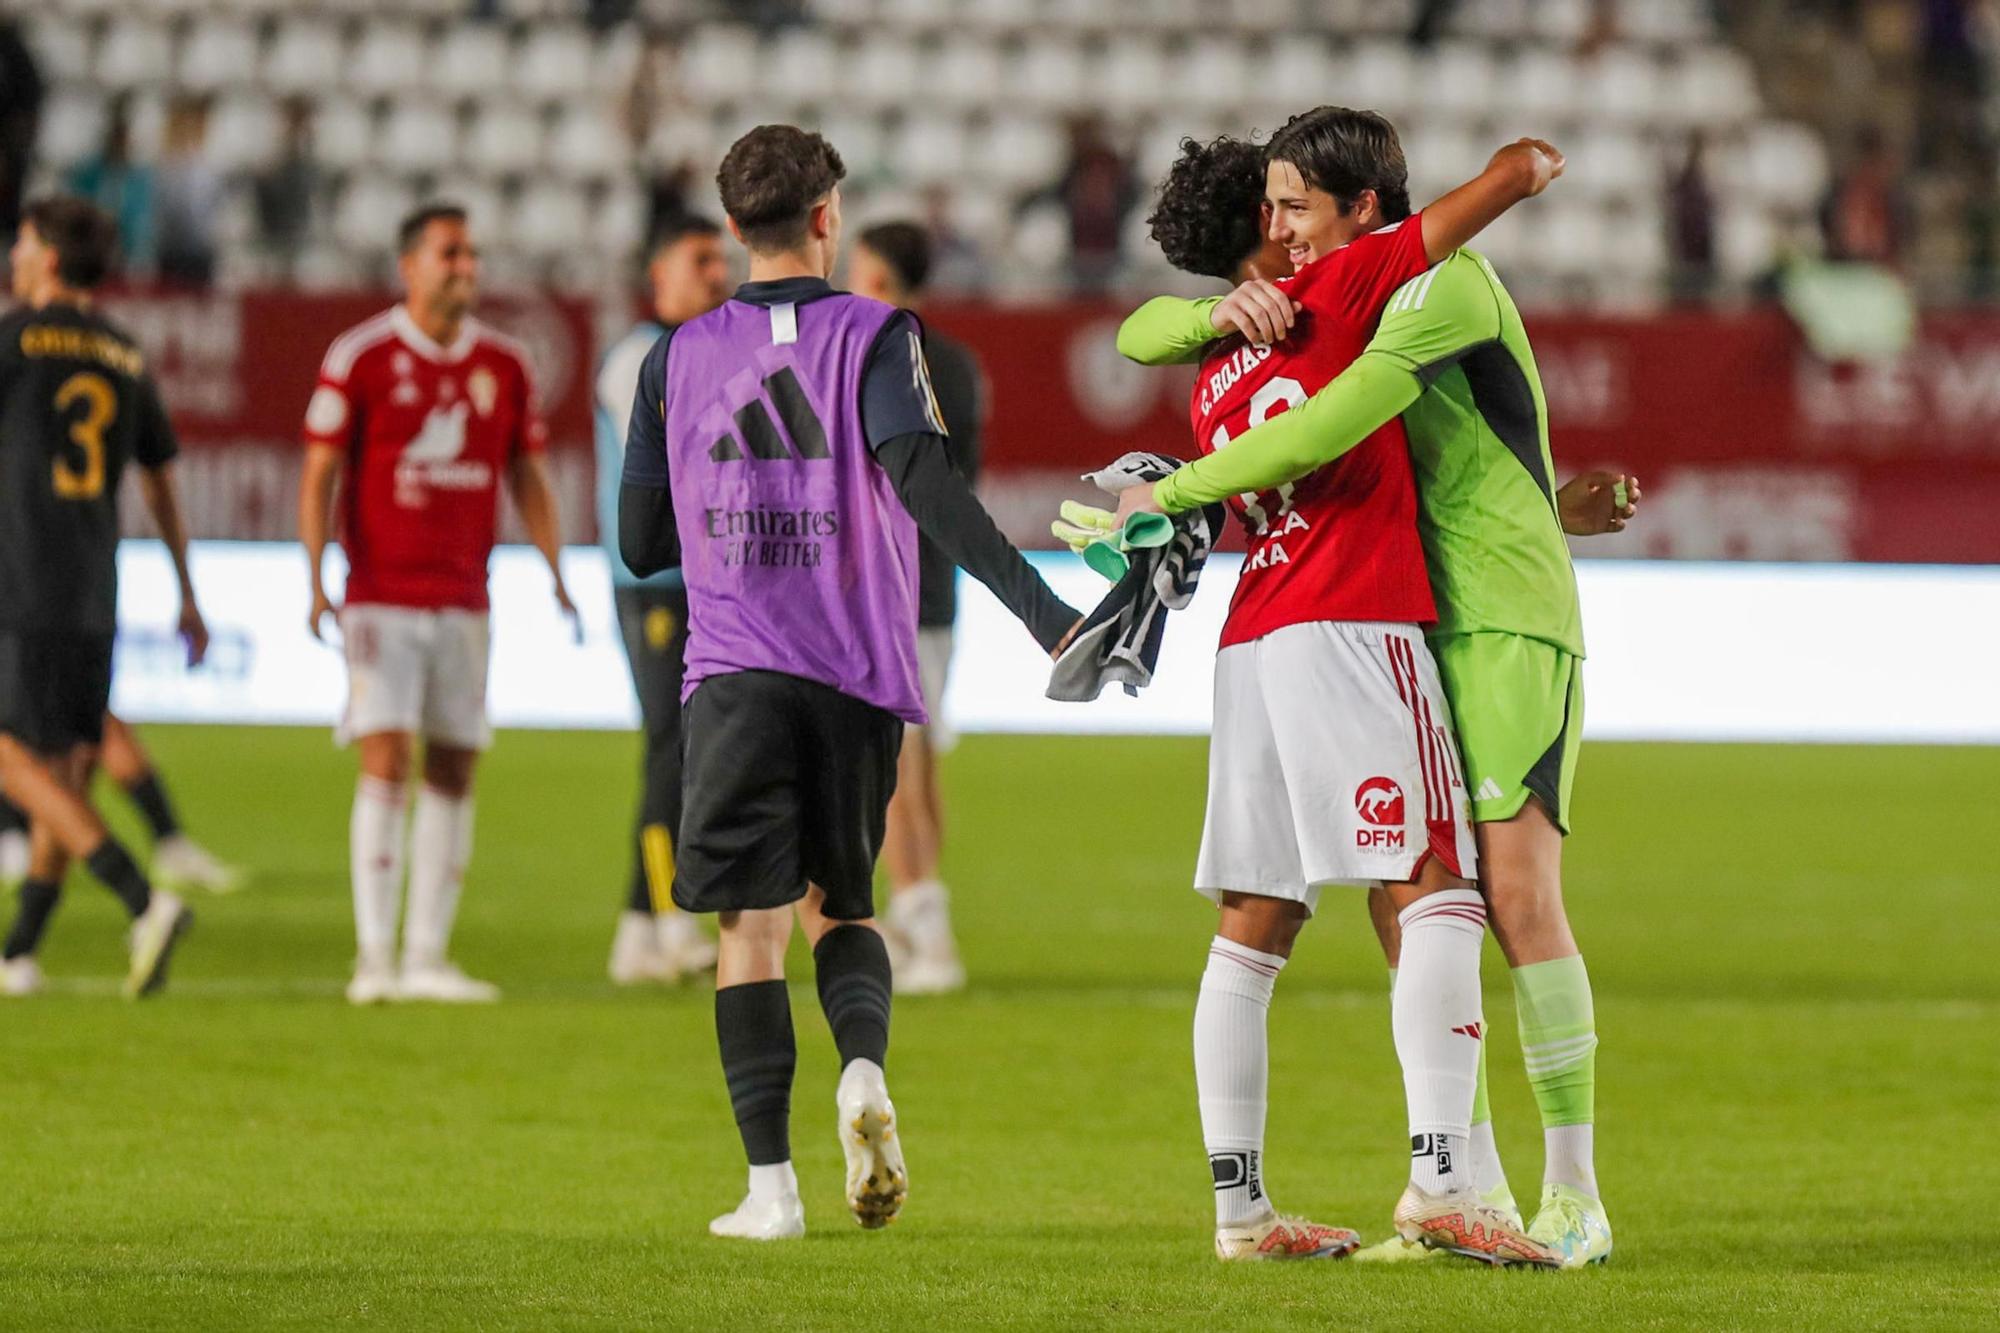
[1050,502,1173,581]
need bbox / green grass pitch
[4,727,1997,1329]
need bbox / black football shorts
[0,631,113,752]
[674,669,903,921]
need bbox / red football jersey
[302,306,546,610]
[1192,214,1438,649]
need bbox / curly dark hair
[1145,135,1268,281]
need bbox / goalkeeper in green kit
[1115,203,1639,1268]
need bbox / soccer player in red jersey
[1098,112,1565,1264]
[298,205,575,1005]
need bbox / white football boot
[887,885,966,995]
[124,890,192,998]
[397,958,500,1004]
[1214,1211,1363,1261]
[609,911,675,985]
[836,1059,908,1228]
[1,955,45,997]
[1393,1183,1559,1268]
[150,835,246,895]
[656,910,717,975]
[708,1189,805,1241]
[346,954,400,1005]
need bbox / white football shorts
[1194,620,1477,914]
[914,624,956,754]
[337,603,492,750]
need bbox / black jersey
[0,302,177,633]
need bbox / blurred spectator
[0,19,43,237]
[154,97,222,287]
[921,184,987,294]
[1041,118,1137,294]
[1918,0,1996,169]
[1666,131,1717,301]
[68,96,155,272]
[1409,0,1460,46]
[1820,128,1911,266]
[1576,0,1622,59]
[253,98,320,280]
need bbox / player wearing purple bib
[619,126,1078,1241]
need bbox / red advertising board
[100,288,2000,563]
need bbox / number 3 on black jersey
[52,371,114,500]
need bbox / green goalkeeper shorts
[1430,631,1583,834]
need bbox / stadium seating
[20,0,1826,300]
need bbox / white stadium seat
[427,178,507,238]
[1175,37,1257,115]
[818,110,888,178]
[1008,36,1088,113]
[95,18,174,90]
[594,181,649,255]
[972,114,1068,189]
[1581,45,1669,125]
[1419,41,1501,122]
[511,180,590,257]
[263,20,347,98]
[764,28,842,106]
[37,91,108,171]
[377,100,459,177]
[177,19,260,95]
[1529,0,1592,44]
[544,104,631,182]
[1563,128,1661,205]
[348,23,431,100]
[1733,121,1832,213]
[464,101,545,177]
[333,175,418,254]
[1672,46,1761,129]
[515,24,596,102]
[888,114,967,187]
[433,24,515,103]
[678,26,760,105]
[311,96,375,171]
[205,94,281,173]
[933,36,1005,110]
[1340,39,1418,122]
[1497,46,1581,126]
[845,35,921,111]
[1097,38,1171,118]
[25,16,94,86]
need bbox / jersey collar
[732,276,841,308]
[391,304,478,364]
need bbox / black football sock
[625,824,653,915]
[715,980,795,1166]
[0,797,26,836]
[813,924,892,1070]
[124,772,181,842]
[3,877,61,959]
[84,840,151,918]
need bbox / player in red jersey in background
[1091,111,1565,1264]
[298,204,575,1006]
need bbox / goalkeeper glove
[1050,502,1174,581]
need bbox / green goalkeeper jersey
[1136,249,1584,656]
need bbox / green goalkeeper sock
[1513,955,1600,1198]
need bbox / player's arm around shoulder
[1116,294,1229,364]
[1418,138,1564,265]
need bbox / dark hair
[856,221,932,294]
[649,213,722,257]
[1264,107,1411,222]
[21,196,119,289]
[398,202,468,254]
[716,125,846,253]
[1146,136,1268,280]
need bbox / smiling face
[1264,157,1378,268]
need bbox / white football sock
[403,786,474,967]
[892,879,953,952]
[1393,888,1488,1192]
[1545,1124,1598,1200]
[1471,1121,1510,1199]
[1195,935,1285,1227]
[349,776,406,966]
[748,1160,798,1203]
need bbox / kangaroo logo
[1355,777,1404,828]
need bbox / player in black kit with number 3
[0,197,208,999]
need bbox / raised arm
[1148,251,1504,514]
[1419,138,1564,265]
